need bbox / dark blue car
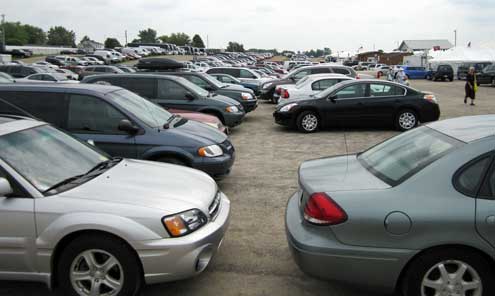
[0,84,235,178]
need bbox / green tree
[168,33,190,46]
[138,28,157,43]
[3,22,29,45]
[23,24,46,45]
[226,41,244,52]
[158,35,169,43]
[191,34,205,48]
[104,37,122,49]
[80,35,92,43]
[47,26,76,47]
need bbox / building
[357,51,412,65]
[78,40,104,53]
[398,40,453,52]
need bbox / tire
[402,248,494,296]
[491,78,495,87]
[57,234,142,296]
[296,111,319,133]
[395,109,418,131]
[156,156,187,166]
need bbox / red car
[169,108,228,134]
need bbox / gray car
[0,115,230,296]
[286,115,495,296]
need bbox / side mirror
[328,95,337,102]
[118,119,139,134]
[0,178,13,197]
[204,85,214,91]
[185,92,195,100]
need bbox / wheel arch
[141,147,194,166]
[199,108,225,124]
[395,244,495,293]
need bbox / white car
[55,56,88,66]
[194,61,210,72]
[32,61,59,69]
[55,68,79,80]
[16,73,80,84]
[276,74,353,105]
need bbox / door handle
[486,215,495,225]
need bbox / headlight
[162,209,207,237]
[241,92,253,100]
[279,103,298,112]
[226,106,239,113]
[198,144,223,157]
[263,82,273,89]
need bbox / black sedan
[273,80,440,132]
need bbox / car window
[186,76,210,89]
[455,156,492,197]
[43,75,56,82]
[293,70,310,80]
[335,84,367,99]
[333,68,351,75]
[120,77,156,98]
[240,69,256,79]
[312,79,339,91]
[28,74,43,80]
[157,79,189,100]
[369,84,405,97]
[67,94,127,134]
[311,68,331,74]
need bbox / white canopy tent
[428,46,495,74]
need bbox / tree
[80,35,92,43]
[158,35,169,43]
[138,28,157,43]
[23,24,46,45]
[226,41,244,52]
[3,22,29,45]
[47,26,76,47]
[168,33,190,46]
[191,34,205,48]
[104,38,122,49]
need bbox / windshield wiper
[163,114,178,129]
[85,157,123,175]
[43,174,86,194]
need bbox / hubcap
[70,249,124,296]
[421,260,482,296]
[398,112,416,130]
[301,114,318,131]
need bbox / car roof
[0,83,122,95]
[427,115,495,143]
[303,73,349,81]
[83,73,188,83]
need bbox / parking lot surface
[2,79,494,296]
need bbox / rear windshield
[358,127,462,185]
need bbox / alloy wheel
[398,112,416,130]
[421,260,482,296]
[301,114,318,132]
[70,249,124,296]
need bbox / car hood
[299,154,390,193]
[59,159,217,214]
[222,84,254,93]
[207,94,242,107]
[171,118,227,144]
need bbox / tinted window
[28,74,43,80]
[335,84,366,99]
[312,79,339,91]
[186,76,210,89]
[333,68,351,75]
[370,84,406,97]
[120,77,155,98]
[157,79,188,100]
[240,69,256,79]
[0,91,67,126]
[293,70,310,80]
[311,68,331,74]
[67,95,127,134]
[456,156,491,196]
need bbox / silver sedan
[286,115,495,296]
[0,116,230,296]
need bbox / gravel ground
[2,79,494,296]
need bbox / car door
[66,94,137,158]
[367,83,405,125]
[0,165,36,273]
[155,78,201,111]
[321,83,368,127]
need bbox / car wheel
[449,77,454,82]
[57,234,142,296]
[402,248,494,296]
[156,156,187,166]
[296,111,319,133]
[395,109,418,131]
[491,78,495,87]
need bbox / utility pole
[206,35,209,49]
[1,14,5,51]
[125,30,128,46]
[454,29,457,47]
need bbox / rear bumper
[420,103,441,123]
[260,88,275,100]
[285,191,415,293]
[134,193,231,284]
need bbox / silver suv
[0,115,230,296]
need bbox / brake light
[275,87,282,95]
[282,89,290,99]
[304,193,347,225]
[356,74,361,79]
[424,94,438,104]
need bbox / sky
[3,0,495,52]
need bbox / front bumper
[242,100,258,113]
[285,191,415,293]
[135,192,231,284]
[273,111,294,127]
[223,111,245,128]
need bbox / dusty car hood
[60,159,217,214]
[299,154,390,193]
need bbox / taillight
[282,89,289,99]
[356,74,361,79]
[304,192,347,225]
[275,87,282,95]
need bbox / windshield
[0,125,107,192]
[53,73,69,81]
[358,127,462,185]
[202,73,225,88]
[109,89,173,128]
[295,76,310,88]
[176,77,209,97]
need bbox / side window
[123,77,156,98]
[370,84,393,97]
[226,69,240,77]
[28,74,43,80]
[293,70,310,80]
[333,68,351,75]
[311,68,331,74]
[187,76,210,89]
[157,79,188,100]
[455,156,492,197]
[240,69,255,79]
[43,75,56,82]
[67,94,127,134]
[0,91,67,126]
[207,68,221,74]
[335,84,366,99]
[312,79,338,91]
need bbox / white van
[93,50,114,64]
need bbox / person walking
[396,68,408,85]
[465,66,477,105]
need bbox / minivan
[0,84,236,178]
[0,65,44,78]
[82,74,246,127]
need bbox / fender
[141,145,195,163]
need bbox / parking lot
[1,79,494,296]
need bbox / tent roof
[429,47,495,62]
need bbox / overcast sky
[3,0,494,52]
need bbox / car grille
[209,191,221,220]
[221,140,235,153]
